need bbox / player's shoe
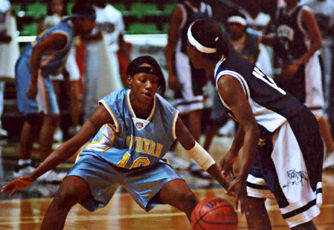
[0,128,8,137]
[323,150,334,170]
[165,151,190,170]
[53,129,63,142]
[13,164,36,178]
[37,170,67,182]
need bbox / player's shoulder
[102,89,128,104]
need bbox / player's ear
[127,76,133,86]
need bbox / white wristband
[187,142,215,170]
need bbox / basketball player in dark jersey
[262,0,334,170]
[187,19,323,230]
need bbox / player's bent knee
[54,176,90,208]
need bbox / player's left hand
[225,177,249,215]
[220,151,238,179]
[282,62,300,79]
[26,84,38,99]
[1,176,34,198]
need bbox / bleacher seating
[12,0,179,36]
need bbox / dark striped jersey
[214,54,306,132]
[275,5,308,61]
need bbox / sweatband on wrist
[187,142,215,170]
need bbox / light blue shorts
[15,56,59,115]
[66,155,183,212]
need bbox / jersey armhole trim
[172,110,179,140]
[51,30,71,52]
[99,99,120,133]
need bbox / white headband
[227,16,247,26]
[187,25,217,53]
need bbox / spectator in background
[203,13,260,151]
[0,0,15,140]
[83,0,129,122]
[166,0,212,173]
[262,0,334,169]
[13,2,96,181]
[240,0,274,78]
[301,0,334,151]
[37,0,82,142]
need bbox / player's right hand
[1,176,34,198]
[168,74,181,91]
[220,151,238,179]
[26,84,38,99]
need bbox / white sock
[18,159,31,166]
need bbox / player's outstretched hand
[1,176,34,198]
[220,151,238,179]
[225,177,249,215]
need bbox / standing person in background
[166,0,212,172]
[1,56,229,230]
[0,0,14,140]
[203,12,260,151]
[187,18,323,230]
[301,0,334,166]
[240,0,274,78]
[83,0,129,122]
[261,0,334,169]
[37,0,82,142]
[13,2,96,182]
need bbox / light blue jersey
[21,21,74,76]
[79,89,179,169]
[15,21,74,115]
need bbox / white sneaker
[0,128,8,137]
[53,129,63,142]
[165,151,190,170]
[323,151,334,170]
[37,170,67,182]
[13,165,36,178]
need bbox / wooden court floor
[0,137,334,230]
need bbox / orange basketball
[191,197,238,230]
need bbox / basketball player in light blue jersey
[2,56,229,230]
[13,2,96,181]
[187,19,323,229]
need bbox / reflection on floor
[0,136,334,229]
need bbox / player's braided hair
[126,56,166,96]
[190,19,230,61]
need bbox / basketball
[191,197,237,230]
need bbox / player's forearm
[30,49,43,85]
[29,138,82,180]
[206,164,229,189]
[237,126,259,181]
[165,44,176,76]
[296,40,322,66]
[229,125,244,155]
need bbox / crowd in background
[1,0,334,178]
